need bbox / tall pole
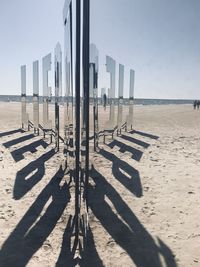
[75,0,81,237]
[82,0,90,209]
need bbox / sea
[0,95,195,105]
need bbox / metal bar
[93,105,96,151]
[82,0,90,208]
[55,102,60,150]
[75,0,81,237]
[70,3,73,92]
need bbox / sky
[0,0,200,99]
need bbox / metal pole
[70,3,73,92]
[82,0,90,209]
[55,102,59,151]
[75,0,81,237]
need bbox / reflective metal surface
[42,53,52,129]
[54,43,62,101]
[54,43,62,150]
[101,87,106,98]
[117,64,124,128]
[33,60,39,132]
[127,69,135,129]
[105,55,116,129]
[63,0,74,169]
[80,0,90,242]
[129,69,135,98]
[21,65,29,128]
[21,65,26,95]
[106,56,115,98]
[89,44,99,150]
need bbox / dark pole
[55,62,60,151]
[82,0,90,209]
[75,0,81,237]
[55,102,59,150]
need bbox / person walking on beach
[103,93,107,110]
[197,100,200,110]
[193,100,197,110]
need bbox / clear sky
[0,0,200,99]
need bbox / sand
[0,102,200,267]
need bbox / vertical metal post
[55,42,62,152]
[55,102,60,150]
[75,0,81,237]
[93,105,96,151]
[70,3,73,92]
[82,0,90,208]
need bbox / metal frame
[106,56,116,129]
[63,0,90,255]
[74,0,81,246]
[127,69,135,130]
[63,0,74,171]
[42,53,52,140]
[82,0,90,213]
[33,60,40,135]
[90,44,99,151]
[54,43,62,151]
[117,64,125,135]
[21,65,29,130]
[19,0,137,258]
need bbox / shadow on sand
[130,130,159,140]
[0,167,70,267]
[1,129,49,163]
[107,139,143,161]
[11,139,49,162]
[0,129,25,138]
[120,134,150,148]
[88,166,176,267]
[0,129,176,267]
[13,149,56,200]
[3,134,36,148]
[99,148,143,197]
[56,216,104,267]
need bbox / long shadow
[89,166,177,267]
[0,129,25,138]
[0,167,70,267]
[131,130,159,140]
[56,217,104,267]
[108,139,143,161]
[13,149,56,200]
[100,149,143,197]
[120,134,150,148]
[11,139,49,162]
[80,227,104,267]
[3,134,35,148]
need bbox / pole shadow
[56,216,104,267]
[130,130,159,140]
[0,167,70,267]
[0,129,25,138]
[13,149,56,200]
[89,166,177,267]
[120,134,150,148]
[3,134,36,148]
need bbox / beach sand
[0,102,200,267]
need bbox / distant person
[193,100,197,110]
[197,101,200,110]
[103,93,107,110]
